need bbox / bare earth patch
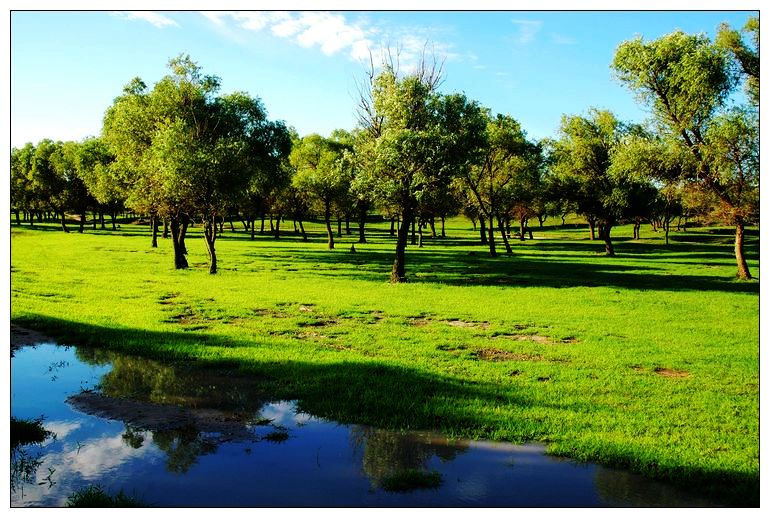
[474,348,543,362]
[654,367,690,378]
[445,319,490,329]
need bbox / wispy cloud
[550,33,577,45]
[111,11,179,29]
[200,11,457,70]
[510,19,543,45]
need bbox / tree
[613,27,759,278]
[10,144,35,226]
[716,16,759,106]
[358,57,486,281]
[103,55,290,273]
[552,109,644,256]
[74,137,124,233]
[290,133,351,249]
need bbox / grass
[66,485,145,507]
[9,215,759,505]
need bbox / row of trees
[10,18,758,280]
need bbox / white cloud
[112,11,179,29]
[550,33,577,45]
[511,19,543,45]
[199,11,455,69]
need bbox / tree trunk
[229,216,235,232]
[170,217,189,269]
[599,222,615,256]
[441,216,446,238]
[429,217,436,238]
[588,218,596,240]
[111,211,117,231]
[561,213,566,226]
[479,214,488,245]
[391,207,413,283]
[418,218,424,248]
[180,214,189,255]
[299,220,308,241]
[14,210,21,226]
[260,213,265,234]
[519,216,526,241]
[734,222,751,280]
[664,219,670,246]
[358,206,367,244]
[498,217,512,254]
[337,216,342,237]
[538,214,546,228]
[203,217,218,274]
[389,218,395,236]
[60,211,69,233]
[274,212,282,239]
[163,219,169,239]
[486,213,497,257]
[324,202,334,249]
[151,214,158,248]
[411,218,417,245]
[345,214,351,235]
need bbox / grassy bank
[9,216,759,504]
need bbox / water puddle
[11,343,721,507]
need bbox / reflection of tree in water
[351,426,469,490]
[151,426,218,474]
[74,348,274,475]
[11,417,55,493]
[75,347,267,412]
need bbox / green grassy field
[9,216,759,504]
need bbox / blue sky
[10,8,757,148]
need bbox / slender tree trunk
[274,212,282,239]
[260,212,265,234]
[337,216,342,237]
[588,218,596,240]
[60,211,69,233]
[429,217,436,238]
[411,218,417,245]
[479,214,488,245]
[470,216,477,231]
[111,211,117,231]
[389,218,395,236]
[269,214,274,232]
[229,216,235,232]
[498,217,512,254]
[14,210,21,226]
[170,217,189,269]
[151,214,158,248]
[664,219,670,246]
[163,219,169,239]
[180,214,189,255]
[203,217,218,274]
[358,206,367,244]
[599,222,615,256]
[527,222,533,240]
[324,202,334,249]
[519,216,526,241]
[418,218,424,248]
[299,219,307,241]
[251,218,256,240]
[735,221,751,280]
[391,206,413,283]
[441,216,446,237]
[561,213,567,226]
[293,219,298,233]
[345,214,351,235]
[538,214,546,228]
[486,213,497,257]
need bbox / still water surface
[11,343,720,507]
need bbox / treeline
[10,18,758,280]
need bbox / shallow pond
[11,343,721,507]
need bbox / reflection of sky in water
[11,344,724,507]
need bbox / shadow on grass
[11,314,759,506]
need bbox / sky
[8,5,758,149]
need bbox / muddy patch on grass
[653,367,690,378]
[444,319,490,329]
[493,333,579,345]
[10,325,55,354]
[473,348,544,362]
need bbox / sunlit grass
[10,215,759,504]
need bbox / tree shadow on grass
[10,314,758,506]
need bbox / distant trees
[613,26,759,278]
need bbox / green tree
[716,16,759,106]
[358,60,486,281]
[613,28,759,278]
[552,109,644,256]
[290,133,351,249]
[10,144,35,226]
